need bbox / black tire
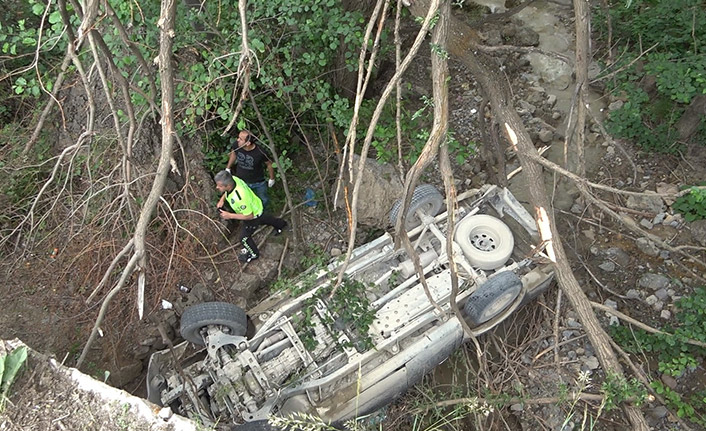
[389,184,444,231]
[180,302,247,346]
[464,271,523,326]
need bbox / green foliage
[611,286,706,423]
[672,186,706,221]
[300,244,329,270]
[170,0,366,157]
[601,372,647,411]
[0,345,28,410]
[652,381,706,425]
[594,0,706,152]
[275,249,375,353]
[268,413,340,431]
[201,133,230,174]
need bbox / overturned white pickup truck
[146,184,555,429]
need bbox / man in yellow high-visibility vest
[215,170,287,263]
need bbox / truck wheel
[389,184,444,231]
[455,214,514,270]
[180,302,247,346]
[464,271,523,326]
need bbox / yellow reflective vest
[225,176,263,217]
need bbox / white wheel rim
[470,229,499,252]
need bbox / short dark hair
[214,170,235,187]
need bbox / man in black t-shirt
[226,130,275,209]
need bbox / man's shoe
[238,250,258,263]
[275,221,288,236]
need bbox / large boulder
[335,154,404,227]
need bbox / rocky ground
[2,1,706,430]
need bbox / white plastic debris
[161,299,173,310]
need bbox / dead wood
[78,0,178,368]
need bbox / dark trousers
[240,213,286,257]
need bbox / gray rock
[653,300,664,311]
[546,94,557,107]
[626,289,641,300]
[608,100,624,111]
[132,345,151,360]
[659,250,670,260]
[653,213,667,225]
[330,247,342,257]
[654,288,669,301]
[570,201,584,214]
[604,299,618,310]
[656,182,679,206]
[583,356,600,370]
[510,403,524,412]
[598,261,616,272]
[231,272,261,293]
[562,330,576,340]
[688,219,706,246]
[661,374,677,389]
[517,100,536,114]
[605,247,631,266]
[588,61,602,81]
[635,237,660,257]
[481,28,503,45]
[566,317,582,328]
[647,405,669,426]
[627,191,664,213]
[538,128,553,143]
[638,273,670,291]
[552,111,562,120]
[334,154,403,228]
[663,213,682,226]
[660,310,672,320]
[645,295,659,306]
[567,350,577,360]
[515,27,540,46]
[609,315,620,326]
[640,218,654,229]
[650,405,669,420]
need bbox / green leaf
[31,3,44,15]
[250,38,265,53]
[1,346,27,393]
[49,11,62,24]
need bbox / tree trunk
[405,2,649,428]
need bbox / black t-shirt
[231,144,270,183]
